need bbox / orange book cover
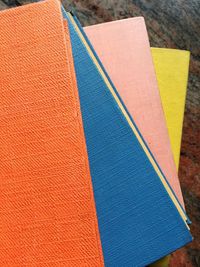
[0,0,103,265]
[84,18,184,207]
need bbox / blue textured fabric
[62,10,192,267]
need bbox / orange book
[0,0,103,265]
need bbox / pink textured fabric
[84,18,184,207]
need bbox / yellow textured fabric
[150,255,171,267]
[151,48,190,169]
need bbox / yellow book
[151,48,190,169]
[150,48,190,267]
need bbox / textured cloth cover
[0,1,104,265]
[151,48,190,169]
[84,18,184,207]
[85,21,190,267]
[63,11,192,267]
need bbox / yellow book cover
[151,48,190,169]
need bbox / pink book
[84,18,184,206]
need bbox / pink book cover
[84,18,184,207]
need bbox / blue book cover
[62,9,192,267]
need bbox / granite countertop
[0,0,199,266]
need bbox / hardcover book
[63,10,192,267]
[84,18,184,206]
[151,48,190,168]
[0,1,104,265]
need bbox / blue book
[62,9,192,267]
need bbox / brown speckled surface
[0,0,199,266]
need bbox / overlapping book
[0,0,192,266]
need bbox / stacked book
[0,0,192,266]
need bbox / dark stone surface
[0,0,199,266]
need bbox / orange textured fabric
[0,0,104,266]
